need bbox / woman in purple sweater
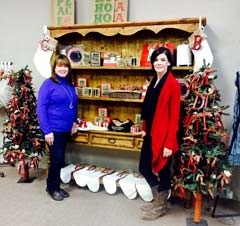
[37,54,78,201]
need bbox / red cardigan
[143,72,181,173]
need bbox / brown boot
[142,190,170,221]
[140,185,158,211]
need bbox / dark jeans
[47,132,69,194]
[139,135,172,191]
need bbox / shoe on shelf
[60,189,70,198]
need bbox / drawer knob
[108,138,116,144]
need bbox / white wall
[0,0,239,199]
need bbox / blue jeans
[47,132,69,194]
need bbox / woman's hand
[132,130,146,138]
[71,122,78,135]
[45,133,54,146]
[163,147,173,157]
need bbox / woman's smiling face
[153,53,170,74]
[54,64,69,77]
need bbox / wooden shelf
[72,65,193,71]
[48,17,206,38]
[78,96,143,103]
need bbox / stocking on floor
[119,173,138,200]
[86,168,114,192]
[102,170,128,195]
[60,164,76,184]
[134,174,153,202]
[73,165,96,188]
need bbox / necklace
[61,83,74,109]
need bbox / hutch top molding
[48,17,207,38]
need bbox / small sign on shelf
[82,87,92,97]
[90,51,101,66]
[98,108,108,117]
[92,88,101,97]
[101,83,111,96]
[77,78,87,88]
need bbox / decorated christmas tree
[2,66,46,182]
[172,62,232,221]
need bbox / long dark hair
[51,54,73,84]
[150,47,174,71]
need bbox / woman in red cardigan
[138,47,181,220]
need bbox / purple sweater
[37,76,78,135]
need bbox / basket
[107,90,142,99]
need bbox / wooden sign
[114,0,128,22]
[51,0,75,25]
[92,0,128,24]
[92,0,115,24]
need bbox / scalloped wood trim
[48,17,206,38]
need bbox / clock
[67,46,84,65]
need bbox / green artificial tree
[172,63,232,221]
[2,66,46,182]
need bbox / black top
[141,72,168,135]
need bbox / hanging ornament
[188,17,213,72]
[34,25,58,78]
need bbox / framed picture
[92,88,100,97]
[101,83,111,96]
[75,87,83,96]
[82,51,91,66]
[94,116,103,126]
[77,78,87,87]
[90,51,101,66]
[82,87,92,97]
[98,108,108,117]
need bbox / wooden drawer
[72,132,89,143]
[89,132,135,150]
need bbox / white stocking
[188,28,213,72]
[73,165,96,187]
[86,168,113,193]
[119,173,137,200]
[102,170,128,195]
[135,175,153,202]
[60,164,76,184]
[33,35,58,78]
